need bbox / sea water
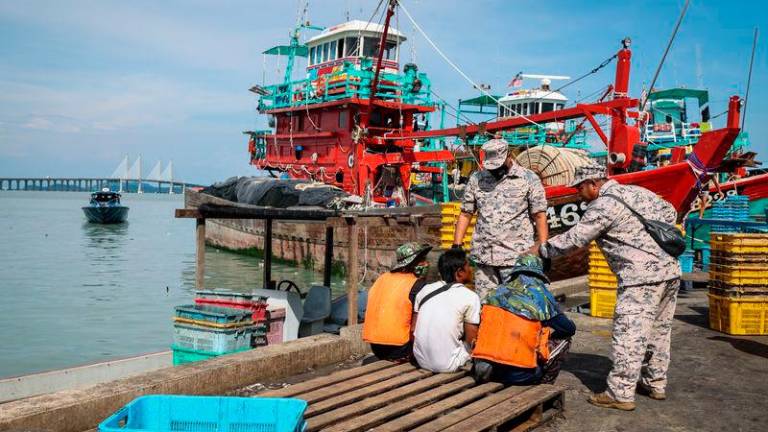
[0,191,341,378]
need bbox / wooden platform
[258,361,565,432]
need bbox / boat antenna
[742,27,759,130]
[641,0,690,109]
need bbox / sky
[1,0,766,185]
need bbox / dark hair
[438,249,467,283]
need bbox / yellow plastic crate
[589,273,618,284]
[710,233,768,254]
[589,279,619,289]
[589,265,614,276]
[710,264,768,285]
[708,294,768,335]
[590,287,617,318]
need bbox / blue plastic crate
[174,304,252,326]
[171,345,251,366]
[173,323,256,354]
[99,395,307,432]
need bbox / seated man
[472,254,576,385]
[413,248,481,372]
[363,242,431,362]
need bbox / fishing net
[515,146,594,186]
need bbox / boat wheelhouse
[248,11,451,204]
[306,20,404,76]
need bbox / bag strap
[603,194,649,225]
[416,283,451,311]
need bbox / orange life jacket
[362,272,417,346]
[472,305,551,368]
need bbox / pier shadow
[708,336,768,360]
[674,305,710,330]
[561,352,612,393]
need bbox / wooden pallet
[258,361,565,432]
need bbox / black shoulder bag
[604,194,686,258]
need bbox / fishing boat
[192,0,745,281]
[82,189,129,224]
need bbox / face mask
[489,165,507,180]
[414,263,430,277]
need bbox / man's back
[413,282,481,372]
[590,180,680,286]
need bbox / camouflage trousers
[607,278,680,402]
[474,264,513,299]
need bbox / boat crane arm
[379,97,639,141]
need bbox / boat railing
[257,63,433,111]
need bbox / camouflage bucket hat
[481,139,509,170]
[501,254,549,283]
[569,162,608,188]
[391,242,432,272]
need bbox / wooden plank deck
[254,361,565,432]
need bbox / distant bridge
[0,155,204,193]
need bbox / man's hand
[527,241,542,256]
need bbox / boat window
[339,111,348,129]
[345,37,359,56]
[384,41,397,60]
[515,104,522,115]
[530,102,539,115]
[522,103,528,115]
[329,41,337,60]
[322,43,329,62]
[556,103,564,110]
[362,36,379,57]
[337,38,345,58]
[309,46,316,65]
[542,102,554,112]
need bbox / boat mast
[359,0,397,130]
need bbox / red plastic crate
[266,308,286,345]
[194,298,267,323]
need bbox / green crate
[172,345,250,366]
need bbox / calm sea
[0,191,340,378]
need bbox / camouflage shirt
[461,163,547,266]
[541,180,681,286]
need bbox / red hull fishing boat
[248,1,742,219]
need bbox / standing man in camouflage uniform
[537,162,681,411]
[454,136,549,298]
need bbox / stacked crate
[172,303,258,365]
[588,242,618,318]
[708,233,768,335]
[440,202,475,250]
[194,291,269,347]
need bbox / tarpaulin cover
[236,178,308,207]
[203,177,351,209]
[200,176,240,202]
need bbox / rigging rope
[397,0,541,127]
[641,0,690,109]
[527,54,617,105]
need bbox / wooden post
[195,218,206,290]
[346,218,359,325]
[264,218,273,289]
[323,225,334,287]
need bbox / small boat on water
[82,189,129,224]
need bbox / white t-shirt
[413,281,481,372]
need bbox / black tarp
[203,177,351,209]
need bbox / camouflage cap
[391,242,432,272]
[500,254,549,283]
[569,161,608,187]
[481,138,509,170]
